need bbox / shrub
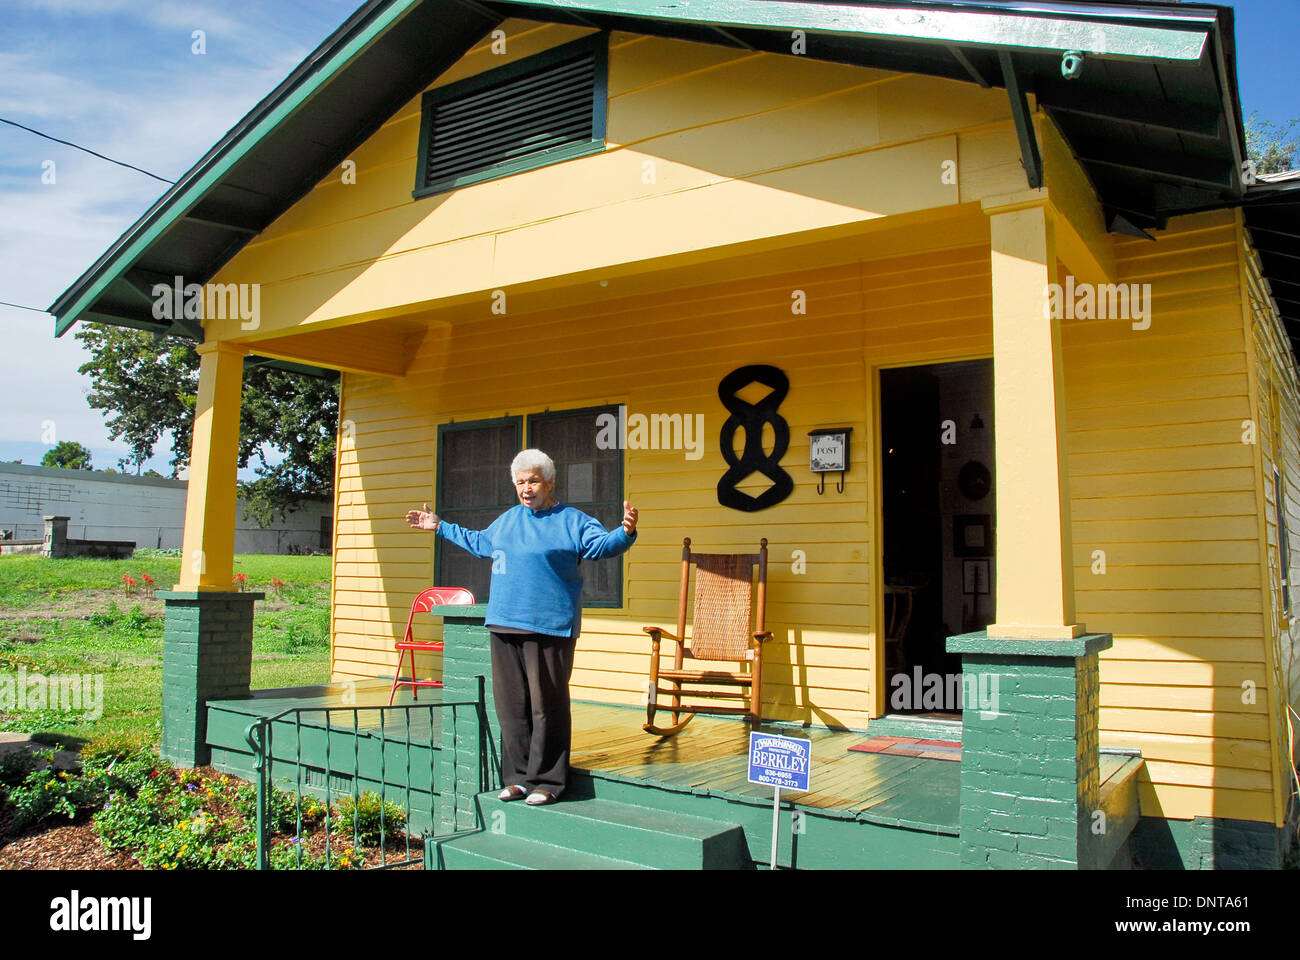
[0,749,38,790]
[334,791,407,845]
[231,781,301,834]
[5,749,108,832]
[86,602,155,635]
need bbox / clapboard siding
[1063,209,1278,822]
[1242,219,1300,824]
[328,237,996,731]
[204,21,1019,341]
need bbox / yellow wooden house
[51,0,1300,869]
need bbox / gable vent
[416,34,607,196]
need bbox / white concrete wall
[0,463,330,554]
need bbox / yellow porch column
[177,340,247,590]
[982,192,1083,639]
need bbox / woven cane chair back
[688,553,757,661]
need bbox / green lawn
[0,551,333,756]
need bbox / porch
[205,679,1144,869]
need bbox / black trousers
[489,630,577,796]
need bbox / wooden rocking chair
[642,538,771,736]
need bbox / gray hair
[510,448,556,483]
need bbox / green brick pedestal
[435,605,499,834]
[159,590,263,768]
[946,630,1113,869]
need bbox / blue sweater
[435,503,636,638]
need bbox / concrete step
[429,831,652,870]
[476,790,751,869]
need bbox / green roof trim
[511,0,1210,60]
[51,0,427,337]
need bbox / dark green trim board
[413,31,608,199]
[497,0,1211,59]
[998,50,1041,190]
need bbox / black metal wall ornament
[716,364,793,512]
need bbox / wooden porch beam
[999,51,1042,190]
[242,326,418,378]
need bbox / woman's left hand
[621,501,638,535]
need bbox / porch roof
[49,0,1292,360]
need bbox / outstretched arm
[579,501,639,560]
[405,502,496,558]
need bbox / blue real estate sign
[747,731,812,792]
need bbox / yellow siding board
[1100,682,1267,714]
[1140,761,1272,791]
[1135,783,1274,822]
[1071,492,1257,522]
[1075,588,1260,614]
[1103,731,1271,768]
[1099,707,1267,740]
[1076,564,1260,590]
[1070,468,1254,498]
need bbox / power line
[0,117,175,184]
[0,300,51,314]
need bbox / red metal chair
[387,586,475,705]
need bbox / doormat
[847,736,961,761]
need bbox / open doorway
[879,358,994,716]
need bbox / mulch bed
[0,821,141,870]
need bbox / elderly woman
[406,448,638,805]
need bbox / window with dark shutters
[435,418,522,604]
[414,32,608,198]
[433,405,625,606]
[529,405,624,607]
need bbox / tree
[1245,111,1299,177]
[41,441,93,470]
[75,325,339,524]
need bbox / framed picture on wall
[962,559,991,595]
[954,514,992,557]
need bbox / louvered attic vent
[414,32,608,198]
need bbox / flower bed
[0,746,419,870]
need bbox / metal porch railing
[243,675,489,870]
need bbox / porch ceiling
[49,0,1295,363]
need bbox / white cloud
[0,2,331,456]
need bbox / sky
[0,0,1297,477]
